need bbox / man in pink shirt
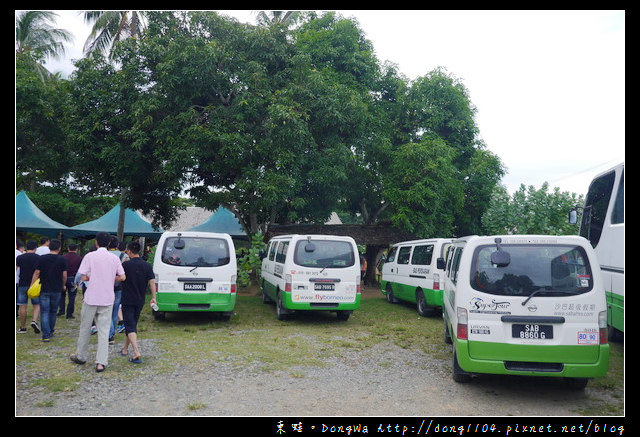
[70,232,126,372]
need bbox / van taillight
[433,273,440,290]
[285,274,292,292]
[231,275,237,294]
[356,276,361,294]
[457,307,468,340]
[598,311,608,344]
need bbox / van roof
[392,237,453,246]
[270,234,356,242]
[451,235,589,245]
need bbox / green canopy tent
[187,207,247,238]
[69,203,164,239]
[15,190,71,238]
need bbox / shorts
[16,286,40,306]
[122,303,143,335]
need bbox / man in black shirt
[32,239,67,342]
[119,241,156,363]
[16,240,41,334]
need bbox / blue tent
[188,207,247,237]
[69,203,164,238]
[15,190,71,238]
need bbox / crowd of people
[16,232,157,373]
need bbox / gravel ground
[16,288,624,418]
[16,332,622,418]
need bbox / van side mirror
[437,257,445,270]
[259,249,266,260]
[568,208,578,224]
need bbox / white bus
[571,162,624,340]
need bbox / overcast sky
[39,10,625,195]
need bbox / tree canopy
[17,11,512,238]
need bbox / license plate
[512,324,553,339]
[184,283,206,291]
[314,283,335,291]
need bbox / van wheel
[564,378,589,390]
[276,292,289,321]
[386,284,398,304]
[153,311,165,321]
[443,320,453,344]
[416,289,436,317]
[336,311,351,321]
[452,350,472,383]
[262,282,273,304]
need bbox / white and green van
[153,231,237,321]
[442,235,609,389]
[260,234,361,321]
[380,238,452,316]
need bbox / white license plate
[314,283,335,291]
[512,324,553,339]
[184,283,206,291]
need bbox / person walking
[119,241,156,364]
[108,236,129,344]
[60,243,82,319]
[31,239,67,342]
[16,240,41,334]
[70,232,125,372]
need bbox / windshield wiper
[522,288,580,306]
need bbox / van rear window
[294,240,355,269]
[161,237,230,267]
[470,244,593,296]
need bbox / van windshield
[470,244,593,296]
[161,237,230,267]
[294,240,355,269]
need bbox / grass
[16,286,624,415]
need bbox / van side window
[411,245,434,265]
[448,247,463,285]
[397,247,412,265]
[275,241,289,264]
[268,242,277,261]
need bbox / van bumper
[283,291,361,311]
[156,292,236,313]
[454,340,610,378]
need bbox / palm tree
[15,11,72,81]
[256,11,301,28]
[82,11,146,59]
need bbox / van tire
[443,320,453,344]
[416,289,436,317]
[261,281,273,304]
[386,284,398,304]
[452,350,472,383]
[276,292,290,321]
[336,311,351,321]
[153,311,165,321]
[564,378,589,390]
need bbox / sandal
[70,354,86,365]
[129,356,142,364]
[120,349,128,356]
[96,364,106,373]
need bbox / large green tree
[481,183,583,235]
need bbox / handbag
[27,279,41,298]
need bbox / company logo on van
[469,297,511,314]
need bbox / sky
[38,10,625,196]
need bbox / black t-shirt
[16,252,40,287]
[34,254,67,293]
[121,257,155,306]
